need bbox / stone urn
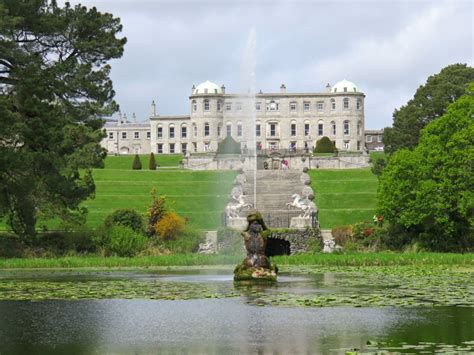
[234,212,278,282]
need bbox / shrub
[149,152,157,170]
[331,225,353,246]
[105,225,148,257]
[104,209,144,233]
[217,136,241,154]
[154,212,186,240]
[371,156,387,177]
[132,154,142,170]
[314,136,336,153]
[162,228,204,253]
[146,191,168,236]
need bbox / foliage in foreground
[0,1,126,239]
[378,84,474,252]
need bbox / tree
[0,1,126,238]
[216,136,241,154]
[377,84,474,251]
[314,136,336,153]
[149,152,157,170]
[132,154,142,170]
[383,64,474,155]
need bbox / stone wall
[265,228,322,254]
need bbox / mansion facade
[101,79,366,155]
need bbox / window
[217,100,221,111]
[169,125,175,139]
[343,140,350,150]
[304,123,310,136]
[331,121,336,135]
[226,124,231,137]
[157,143,163,154]
[304,102,310,111]
[181,125,187,138]
[255,102,261,111]
[344,87,348,92]
[357,121,361,135]
[122,132,127,139]
[157,126,163,139]
[134,132,139,139]
[356,99,361,110]
[204,142,210,151]
[377,135,382,143]
[236,102,242,111]
[270,123,277,137]
[256,124,261,137]
[343,120,350,135]
[291,123,296,136]
[204,99,209,111]
[108,132,114,139]
[290,102,297,112]
[366,135,372,143]
[169,143,175,153]
[226,103,232,111]
[192,100,197,112]
[204,123,210,136]
[181,143,187,154]
[343,98,349,110]
[317,102,324,111]
[237,123,242,137]
[331,98,336,110]
[318,122,324,136]
[146,131,151,139]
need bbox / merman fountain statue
[234,211,278,282]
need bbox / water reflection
[0,299,472,354]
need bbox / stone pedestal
[290,216,312,229]
[226,217,248,230]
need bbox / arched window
[290,121,297,136]
[204,99,210,111]
[169,124,175,139]
[226,122,232,137]
[343,120,350,135]
[331,121,336,135]
[356,99,362,110]
[357,121,361,135]
[318,120,324,136]
[237,122,242,137]
[204,122,210,136]
[331,98,336,110]
[192,100,197,112]
[181,124,187,138]
[343,98,349,110]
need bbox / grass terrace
[309,168,378,229]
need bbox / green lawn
[309,168,378,229]
[104,154,183,169]
[83,169,236,230]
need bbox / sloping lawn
[309,168,378,229]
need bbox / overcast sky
[67,0,472,129]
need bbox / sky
[66,0,473,129]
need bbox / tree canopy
[377,84,474,251]
[0,0,126,238]
[383,64,474,155]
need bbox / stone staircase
[242,170,305,228]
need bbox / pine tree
[132,154,142,170]
[149,152,157,170]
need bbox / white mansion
[101,79,366,155]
